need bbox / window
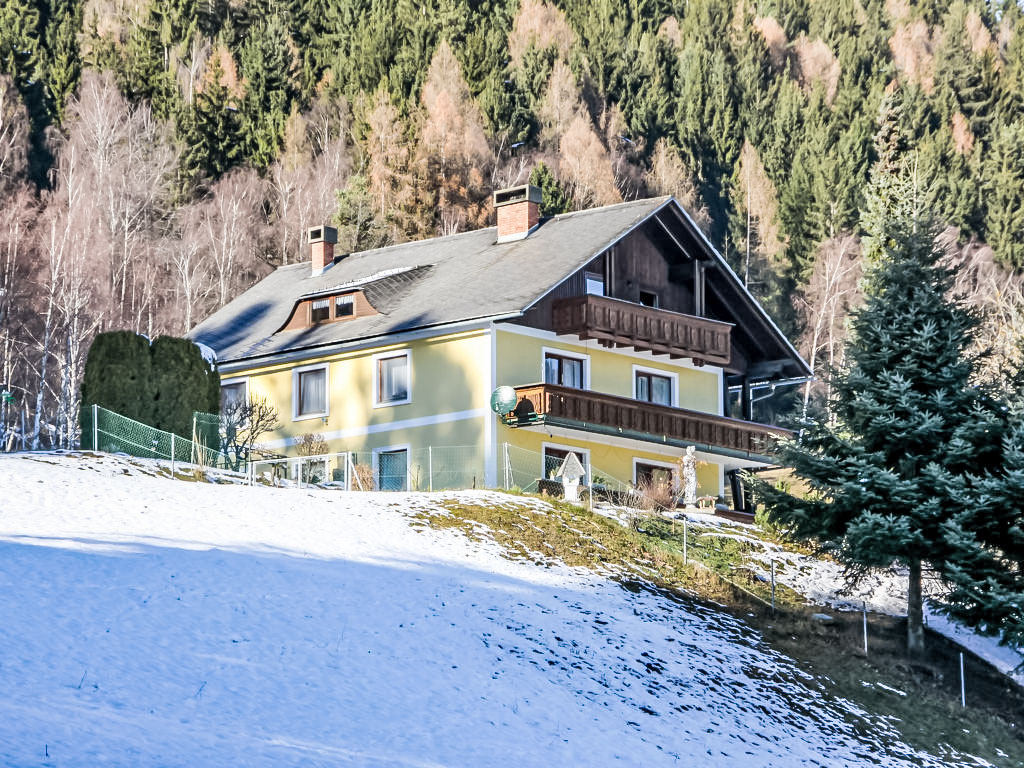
[377,448,408,491]
[296,367,327,417]
[585,270,605,296]
[220,381,247,412]
[639,290,660,308]
[376,352,410,405]
[636,370,673,406]
[635,461,675,488]
[543,446,588,481]
[310,298,330,323]
[544,352,584,389]
[335,295,354,317]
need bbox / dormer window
[335,295,354,317]
[311,298,331,323]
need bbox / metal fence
[80,404,237,472]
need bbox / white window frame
[373,349,412,408]
[541,441,592,484]
[632,456,679,488]
[541,346,591,390]
[632,364,679,408]
[292,362,329,421]
[220,376,250,409]
[372,443,412,490]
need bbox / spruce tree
[529,163,571,217]
[179,52,243,186]
[759,148,1002,656]
[44,0,83,124]
[238,12,295,169]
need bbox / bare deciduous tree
[793,234,863,418]
[221,396,280,469]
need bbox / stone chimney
[308,225,338,276]
[494,184,542,243]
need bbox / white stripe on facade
[262,407,489,450]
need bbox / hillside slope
[0,453,1004,766]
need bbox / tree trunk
[907,559,925,657]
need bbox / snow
[193,341,218,370]
[679,512,1024,686]
[0,453,999,767]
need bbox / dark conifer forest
[1,0,1023,445]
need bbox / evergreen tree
[333,173,392,252]
[44,0,83,124]
[529,162,571,216]
[237,12,295,169]
[150,336,220,438]
[758,152,1003,656]
[983,123,1024,269]
[179,52,243,186]
[0,0,41,95]
[80,332,156,438]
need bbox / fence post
[428,446,433,493]
[92,403,98,451]
[863,602,868,656]
[770,560,776,616]
[170,434,175,477]
[683,516,688,565]
[503,442,510,490]
[960,652,966,707]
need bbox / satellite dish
[490,385,518,415]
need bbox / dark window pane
[639,290,659,308]
[335,296,354,317]
[311,299,330,323]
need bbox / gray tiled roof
[189,196,672,364]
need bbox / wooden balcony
[552,295,732,366]
[506,383,789,459]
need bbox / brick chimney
[308,225,338,276]
[494,184,542,243]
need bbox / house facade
[189,185,810,504]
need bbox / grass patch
[412,494,1024,767]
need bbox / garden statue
[556,452,586,503]
[681,446,698,508]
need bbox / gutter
[214,312,524,374]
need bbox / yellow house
[189,185,810,506]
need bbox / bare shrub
[753,16,788,68]
[537,59,585,147]
[965,8,994,57]
[951,112,975,155]
[657,17,682,48]
[351,461,375,491]
[794,36,841,105]
[508,0,575,66]
[646,139,710,233]
[559,114,621,209]
[890,19,937,93]
[296,432,328,457]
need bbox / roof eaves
[664,200,813,378]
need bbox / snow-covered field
[0,453,1000,766]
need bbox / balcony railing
[506,383,789,458]
[551,295,732,366]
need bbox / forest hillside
[1,0,1023,446]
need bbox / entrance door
[378,449,408,491]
